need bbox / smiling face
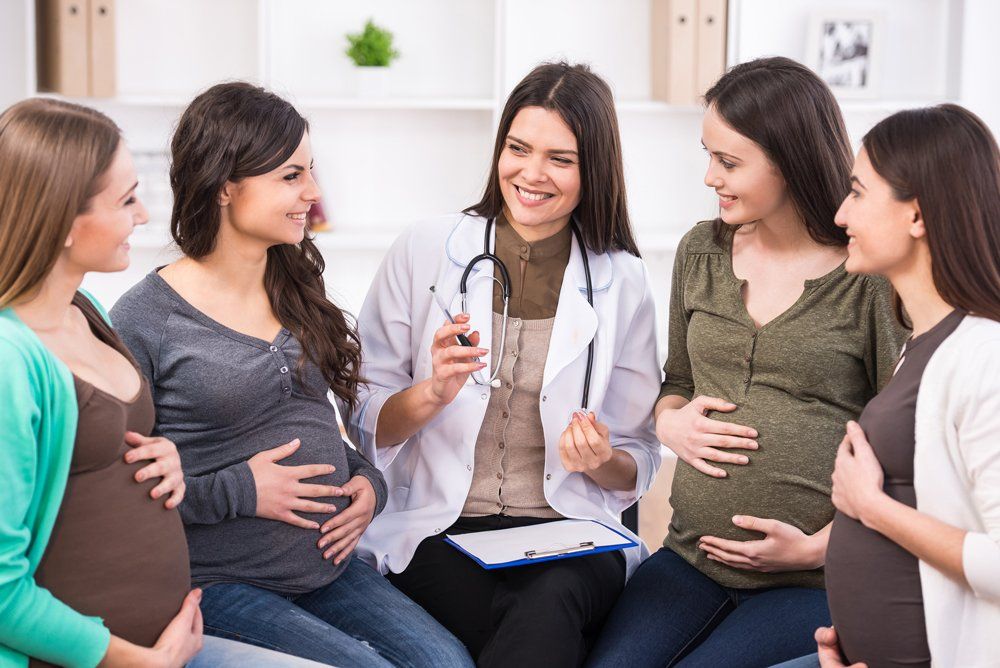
[64,141,148,273]
[701,104,791,226]
[219,130,321,247]
[497,106,582,241]
[835,147,924,278]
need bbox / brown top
[32,296,190,659]
[462,214,572,517]
[491,211,572,320]
[826,309,965,668]
[462,314,561,518]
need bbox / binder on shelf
[89,0,116,98]
[695,0,727,100]
[652,0,697,105]
[36,0,117,98]
[36,0,90,97]
[651,0,728,106]
[444,519,638,570]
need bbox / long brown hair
[0,98,120,308]
[170,82,363,410]
[704,57,853,247]
[864,104,1000,322]
[465,61,640,256]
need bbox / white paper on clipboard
[444,519,636,569]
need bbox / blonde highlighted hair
[0,98,121,308]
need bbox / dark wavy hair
[465,61,640,257]
[170,82,362,410]
[705,56,853,247]
[863,104,1000,323]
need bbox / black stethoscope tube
[459,217,595,410]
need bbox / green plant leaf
[345,18,400,67]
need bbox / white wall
[1,0,995,348]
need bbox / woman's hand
[831,422,886,526]
[698,516,828,572]
[425,314,486,407]
[815,626,867,668]
[318,475,378,565]
[248,439,340,529]
[655,396,758,478]
[99,589,204,667]
[559,411,613,473]
[124,432,185,509]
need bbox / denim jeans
[187,636,329,666]
[770,653,821,668]
[199,557,474,668]
[586,548,831,668]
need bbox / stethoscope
[459,216,595,410]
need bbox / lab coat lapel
[543,234,598,392]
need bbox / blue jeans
[586,548,831,668]
[199,557,473,668]
[188,636,328,666]
[770,654,820,668]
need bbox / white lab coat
[348,213,662,579]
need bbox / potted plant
[345,18,400,97]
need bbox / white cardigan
[914,315,1000,667]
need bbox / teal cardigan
[0,293,112,668]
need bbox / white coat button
[481,393,488,400]
[435,528,441,533]
[542,395,547,402]
[545,473,552,480]
[467,465,472,471]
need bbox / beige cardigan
[914,315,1000,667]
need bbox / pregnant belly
[35,462,191,649]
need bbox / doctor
[348,62,661,667]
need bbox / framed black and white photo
[807,12,882,98]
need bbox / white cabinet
[2,0,990,318]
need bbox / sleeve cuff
[658,383,694,403]
[963,531,1000,601]
[353,389,408,469]
[225,460,258,518]
[354,467,388,516]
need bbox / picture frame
[806,11,883,99]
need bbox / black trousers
[387,515,626,668]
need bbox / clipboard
[444,519,638,570]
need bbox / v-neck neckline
[724,238,847,334]
[150,269,290,350]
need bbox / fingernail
[135,473,144,481]
[461,325,470,331]
[733,515,743,525]
[750,442,758,448]
[319,540,327,549]
[739,456,749,464]
[310,523,320,530]
[124,454,134,463]
[478,363,487,369]
[477,348,488,355]
[750,430,758,437]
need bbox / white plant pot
[355,66,391,98]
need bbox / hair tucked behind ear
[704,57,853,247]
[0,98,120,307]
[170,82,363,411]
[863,104,1000,323]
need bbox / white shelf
[294,97,496,112]
[617,100,702,114]
[839,98,957,113]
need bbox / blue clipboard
[443,519,638,570]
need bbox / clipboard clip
[524,541,595,559]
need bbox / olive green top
[660,221,908,589]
